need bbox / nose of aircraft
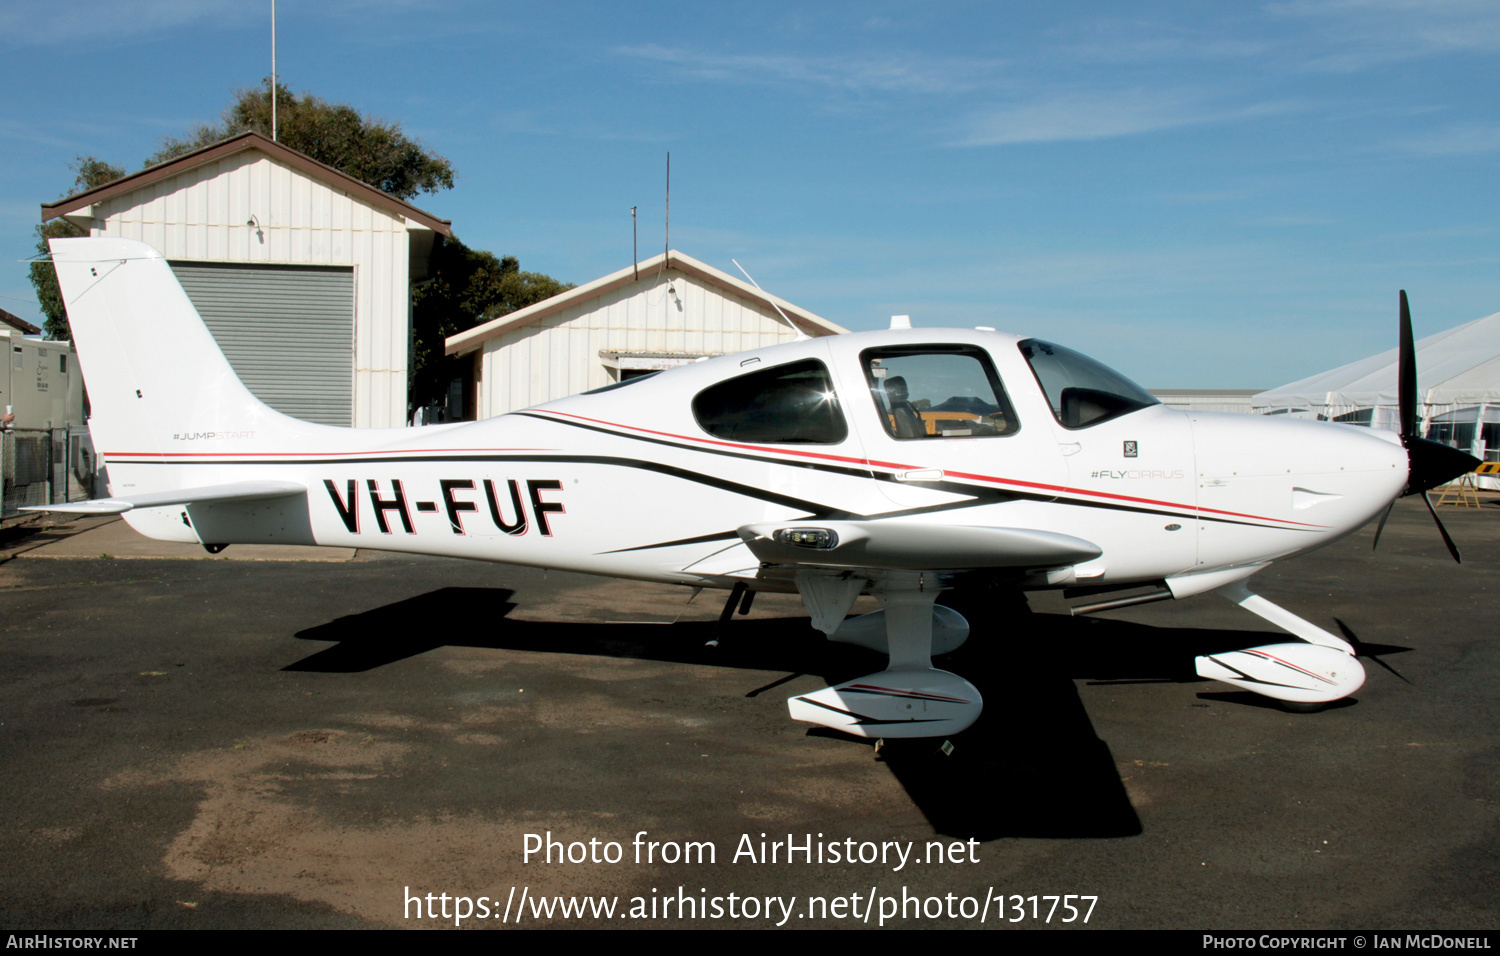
[1190,411,1410,539]
[1404,434,1482,497]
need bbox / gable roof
[446,250,847,356]
[0,307,42,336]
[41,131,451,235]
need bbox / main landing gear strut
[785,573,982,738]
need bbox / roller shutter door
[170,261,354,426]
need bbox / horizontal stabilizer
[788,667,982,738]
[740,520,1100,571]
[1195,642,1365,704]
[23,480,306,515]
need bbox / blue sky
[3,0,1498,387]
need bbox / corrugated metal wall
[478,270,806,417]
[92,151,416,427]
[1150,390,1261,414]
[172,262,354,426]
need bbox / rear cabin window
[860,345,1018,440]
[582,371,659,395]
[692,359,848,444]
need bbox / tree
[29,157,126,340]
[409,235,575,416]
[147,82,453,201]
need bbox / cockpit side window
[692,359,848,444]
[1019,338,1159,429]
[859,345,1019,440]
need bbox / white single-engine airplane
[34,237,1479,738]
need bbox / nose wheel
[1194,579,1365,707]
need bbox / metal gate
[1,428,95,517]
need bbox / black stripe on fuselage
[111,452,856,520]
[110,422,1311,535]
[513,411,882,482]
[518,411,1313,533]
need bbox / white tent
[1253,311,1500,469]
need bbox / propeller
[1373,290,1481,562]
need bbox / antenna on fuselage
[732,258,808,341]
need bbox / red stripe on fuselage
[532,411,1327,530]
[101,447,553,458]
[105,410,1327,531]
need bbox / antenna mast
[271,0,278,141]
[656,152,670,282]
[732,259,807,340]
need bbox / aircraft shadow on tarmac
[285,587,1411,841]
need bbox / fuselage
[104,328,1409,592]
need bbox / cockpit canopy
[678,334,1160,446]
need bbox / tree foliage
[147,82,454,201]
[409,235,575,415]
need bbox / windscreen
[1019,339,1158,429]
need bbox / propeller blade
[1422,491,1462,563]
[1391,290,1478,559]
[1371,500,1395,551]
[1398,290,1417,441]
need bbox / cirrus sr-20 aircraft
[33,237,1479,739]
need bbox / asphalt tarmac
[0,498,1495,930]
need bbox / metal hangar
[444,249,847,420]
[41,131,451,428]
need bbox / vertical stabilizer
[48,237,323,464]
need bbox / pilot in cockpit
[881,375,926,440]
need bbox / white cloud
[0,119,90,150]
[956,90,1299,146]
[615,44,1003,95]
[1251,214,1339,226]
[1052,18,1270,64]
[958,89,1207,145]
[1392,123,1500,156]
[1267,0,1500,71]
[0,0,249,46]
[0,0,424,47]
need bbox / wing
[737,519,1101,572]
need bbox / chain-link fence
[1,428,96,517]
